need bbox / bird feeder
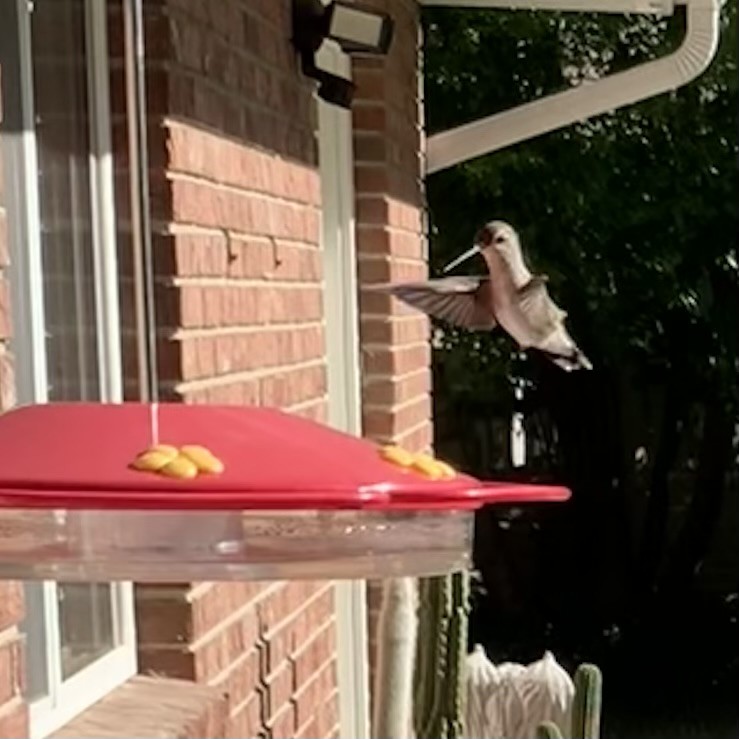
[0,402,569,582]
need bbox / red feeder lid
[0,403,570,511]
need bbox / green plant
[537,721,565,739]
[536,662,603,739]
[572,663,603,739]
[413,570,471,739]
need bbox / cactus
[537,720,566,739]
[571,663,602,739]
[536,662,603,739]
[413,570,471,739]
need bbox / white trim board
[317,39,371,739]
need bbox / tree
[423,3,738,729]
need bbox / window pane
[32,0,100,400]
[23,584,50,702]
[28,0,117,686]
[57,584,115,679]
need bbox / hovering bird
[377,220,592,372]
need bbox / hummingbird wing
[516,276,567,339]
[383,277,497,331]
[517,276,593,370]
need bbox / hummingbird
[376,220,592,372]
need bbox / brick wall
[125,2,339,737]
[0,66,29,739]
[353,0,430,454]
[0,582,26,739]
[351,0,431,696]
[0,0,431,735]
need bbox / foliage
[535,663,603,739]
[423,4,738,735]
[425,4,737,395]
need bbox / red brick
[262,660,294,722]
[356,227,424,260]
[315,690,340,738]
[192,610,261,681]
[169,178,320,244]
[155,338,184,384]
[259,363,326,407]
[258,582,325,635]
[158,284,204,329]
[261,587,335,675]
[212,649,260,709]
[0,349,15,412]
[134,591,192,644]
[292,659,336,729]
[363,369,431,408]
[362,344,430,377]
[190,583,267,638]
[359,289,413,318]
[296,717,318,739]
[354,134,387,164]
[353,68,386,101]
[0,281,11,339]
[170,17,205,73]
[267,701,296,739]
[182,378,261,406]
[0,698,28,739]
[357,255,427,285]
[242,239,322,282]
[0,637,24,705]
[290,622,336,688]
[227,692,262,739]
[354,165,388,193]
[166,233,230,277]
[363,395,432,438]
[356,196,389,226]
[179,336,217,380]
[288,399,327,423]
[393,201,423,232]
[352,106,387,132]
[175,284,323,328]
[137,647,195,680]
[396,420,433,453]
[0,584,23,631]
[360,316,429,346]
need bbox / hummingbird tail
[576,351,594,370]
[545,348,593,372]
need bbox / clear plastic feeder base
[0,507,474,581]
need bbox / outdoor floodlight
[292,0,395,108]
[320,0,394,54]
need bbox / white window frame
[1,1,136,736]
[317,40,371,739]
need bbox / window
[0,1,136,736]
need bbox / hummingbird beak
[442,245,481,273]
